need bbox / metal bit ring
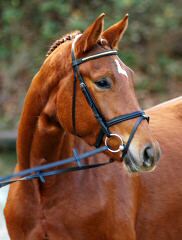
[105,133,124,153]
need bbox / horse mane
[17,32,83,169]
[46,31,81,57]
[46,30,108,58]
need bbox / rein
[0,146,112,188]
[0,37,149,188]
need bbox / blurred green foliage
[0,150,17,175]
[0,0,182,129]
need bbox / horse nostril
[143,145,155,168]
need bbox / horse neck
[17,46,73,170]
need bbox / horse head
[44,13,161,172]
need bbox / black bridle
[0,37,150,188]
[72,35,149,158]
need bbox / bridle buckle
[80,82,86,88]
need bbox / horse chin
[123,156,140,173]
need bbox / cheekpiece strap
[71,38,118,137]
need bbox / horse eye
[94,78,112,89]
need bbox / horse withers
[5,14,161,240]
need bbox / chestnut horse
[5,13,179,240]
[136,96,182,239]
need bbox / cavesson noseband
[72,35,149,158]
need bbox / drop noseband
[72,38,149,159]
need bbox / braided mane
[46,30,108,58]
[46,31,81,57]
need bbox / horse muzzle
[123,142,161,173]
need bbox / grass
[0,150,17,176]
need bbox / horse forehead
[80,47,131,78]
[114,59,128,78]
[91,48,129,76]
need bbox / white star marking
[115,59,128,78]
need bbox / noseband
[72,36,149,158]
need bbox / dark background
[0,0,182,173]
[1,0,182,130]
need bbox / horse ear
[102,14,128,49]
[75,13,105,55]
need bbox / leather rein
[0,37,149,188]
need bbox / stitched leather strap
[72,50,118,67]
[72,47,117,137]
[95,111,149,148]
[0,146,111,188]
[0,159,114,188]
[122,115,149,159]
